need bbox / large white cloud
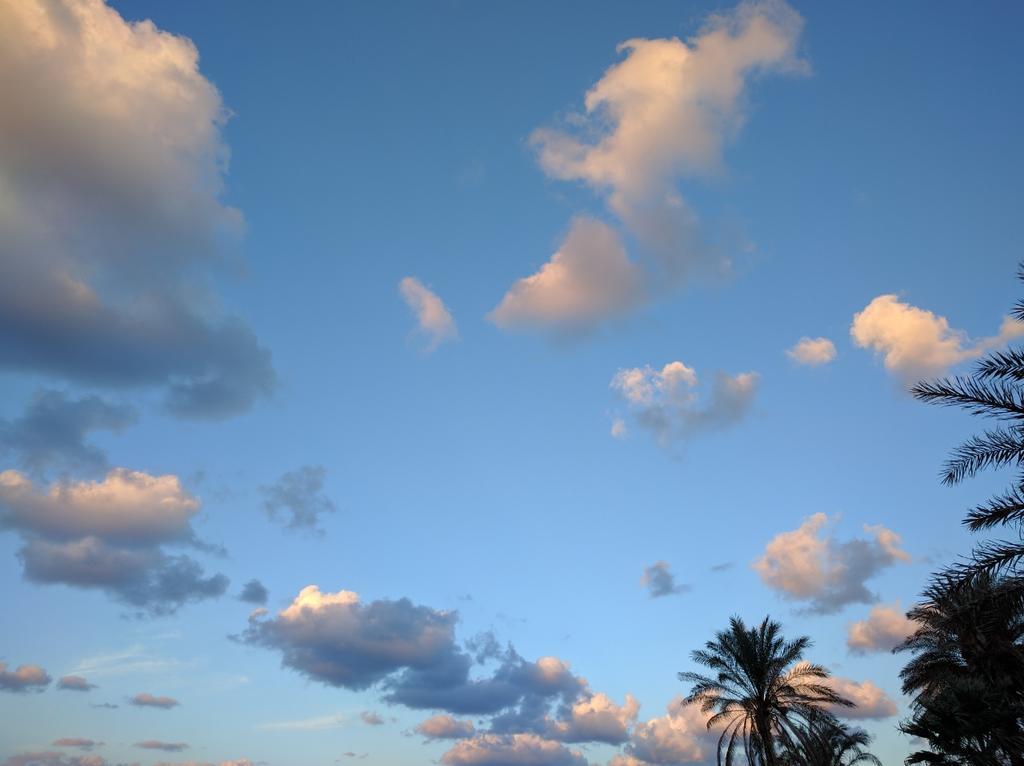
[851,294,1024,379]
[0,0,273,418]
[847,603,917,654]
[400,277,458,351]
[0,469,226,613]
[494,1,805,330]
[753,513,910,613]
[611,361,757,448]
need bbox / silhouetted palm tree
[911,267,1024,579]
[896,573,1024,765]
[680,616,852,766]
[778,714,882,766]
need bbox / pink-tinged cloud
[847,603,917,654]
[823,676,899,720]
[130,692,180,709]
[851,294,1024,379]
[0,662,51,692]
[415,715,476,740]
[400,277,458,351]
[786,337,837,366]
[440,733,587,766]
[753,513,910,613]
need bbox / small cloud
[610,418,627,439]
[260,465,336,533]
[847,603,917,654]
[640,561,689,598]
[91,702,118,709]
[414,715,476,741]
[0,662,51,692]
[57,675,97,692]
[611,361,757,448]
[823,675,898,720]
[360,711,384,726]
[134,740,188,752]
[259,713,347,732]
[52,739,100,751]
[130,692,179,709]
[786,337,836,366]
[238,579,269,605]
[710,562,733,573]
[851,294,1024,379]
[399,277,458,352]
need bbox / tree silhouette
[680,616,852,766]
[911,267,1024,579]
[896,573,1024,765]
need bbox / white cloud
[400,277,458,351]
[0,0,273,418]
[753,513,910,613]
[822,676,898,720]
[851,294,1024,379]
[786,337,836,366]
[847,603,917,654]
[611,361,757,447]
[489,217,644,331]
[498,1,805,331]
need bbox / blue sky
[1,1,1023,765]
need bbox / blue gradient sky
[2,2,1023,765]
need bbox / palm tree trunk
[756,715,778,766]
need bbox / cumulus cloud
[136,742,188,752]
[545,692,639,745]
[399,277,458,351]
[851,295,1024,380]
[786,337,836,367]
[640,562,689,598]
[130,692,179,709]
[495,1,805,331]
[52,741,99,751]
[613,697,718,765]
[822,676,898,720]
[242,583,632,746]
[753,513,910,614]
[57,675,97,691]
[440,734,587,766]
[611,361,757,448]
[238,579,269,605]
[0,391,136,477]
[847,603,917,654]
[0,469,227,614]
[489,217,644,331]
[415,715,477,741]
[260,465,336,533]
[0,662,51,692]
[0,0,274,419]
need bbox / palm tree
[910,266,1024,579]
[895,573,1024,765]
[680,616,853,766]
[778,714,882,766]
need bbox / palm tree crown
[680,616,852,766]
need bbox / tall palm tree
[680,616,853,766]
[895,573,1024,765]
[778,714,882,766]
[911,266,1024,579]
